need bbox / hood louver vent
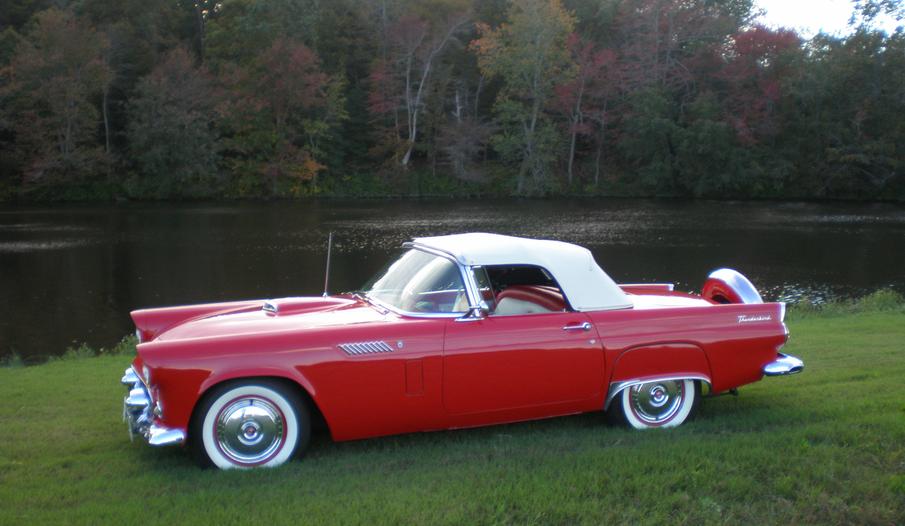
[339,341,395,356]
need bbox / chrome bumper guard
[763,353,804,376]
[121,367,185,447]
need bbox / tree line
[0,0,903,200]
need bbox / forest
[0,0,903,201]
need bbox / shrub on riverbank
[53,335,138,362]
[787,289,905,320]
[0,335,138,368]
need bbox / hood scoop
[261,296,352,317]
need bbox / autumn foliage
[0,0,903,200]
[2,9,112,183]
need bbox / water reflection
[1,199,903,362]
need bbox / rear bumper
[121,367,186,447]
[763,353,804,376]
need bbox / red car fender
[149,364,326,436]
[605,343,712,408]
[197,366,320,401]
[132,300,264,342]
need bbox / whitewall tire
[191,380,309,469]
[617,379,698,429]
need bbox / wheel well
[605,378,705,427]
[605,377,710,411]
[189,376,330,441]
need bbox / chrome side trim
[339,340,395,356]
[262,301,278,314]
[763,353,804,376]
[605,375,711,410]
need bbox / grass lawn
[1,309,904,525]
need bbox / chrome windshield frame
[362,245,482,320]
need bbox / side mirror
[459,301,490,321]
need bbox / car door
[442,311,605,416]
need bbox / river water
[1,198,903,362]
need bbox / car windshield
[361,249,467,314]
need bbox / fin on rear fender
[702,268,763,305]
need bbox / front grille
[338,341,395,356]
[122,367,153,438]
[119,367,186,447]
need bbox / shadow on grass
[137,390,810,474]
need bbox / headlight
[135,328,143,344]
[142,365,151,385]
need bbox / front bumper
[121,367,186,447]
[763,353,804,376]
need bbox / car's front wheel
[191,380,310,469]
[613,379,699,429]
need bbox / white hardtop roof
[411,233,631,311]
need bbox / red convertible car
[121,233,802,469]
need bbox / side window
[471,266,497,311]
[482,265,569,316]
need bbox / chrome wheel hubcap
[629,380,685,425]
[216,397,284,465]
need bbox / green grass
[2,309,904,525]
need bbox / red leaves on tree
[367,11,469,165]
[3,8,112,181]
[721,25,800,143]
[254,38,328,132]
[367,14,430,123]
[553,34,617,134]
[367,59,396,116]
[550,33,620,183]
[389,14,429,57]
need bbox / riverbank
[5,175,905,204]
[1,301,904,524]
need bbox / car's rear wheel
[613,379,699,429]
[190,380,310,469]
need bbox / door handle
[562,322,592,332]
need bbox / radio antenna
[322,232,334,297]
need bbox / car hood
[155,296,388,342]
